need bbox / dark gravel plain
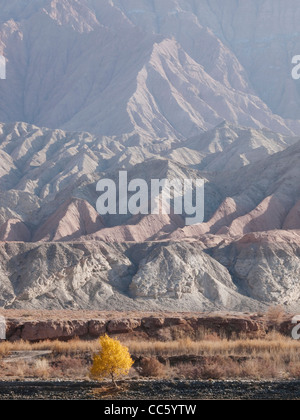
[0,380,299,400]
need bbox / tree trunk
[111,373,118,389]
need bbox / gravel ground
[0,380,299,400]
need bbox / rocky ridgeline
[4,314,293,342]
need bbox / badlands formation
[0,1,300,311]
[0,121,299,312]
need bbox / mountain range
[0,0,300,311]
[1,0,300,139]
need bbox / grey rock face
[0,241,263,312]
[213,231,300,310]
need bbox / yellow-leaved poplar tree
[90,335,134,387]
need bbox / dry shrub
[176,362,224,380]
[139,357,165,378]
[195,327,223,341]
[2,357,88,380]
[288,362,300,379]
[3,360,47,379]
[47,339,98,355]
[264,330,286,342]
[14,361,30,379]
[56,356,88,378]
[176,357,281,381]
[239,359,278,380]
[200,362,224,380]
[0,340,33,357]
[203,333,222,342]
[176,363,202,380]
[266,306,285,328]
[33,359,51,379]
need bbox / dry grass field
[1,328,300,382]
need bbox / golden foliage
[90,335,134,384]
